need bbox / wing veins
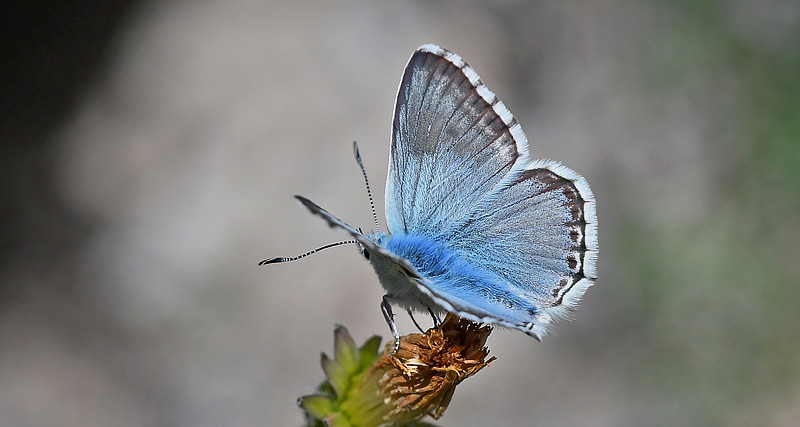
[414,60,463,221]
[408,56,448,222]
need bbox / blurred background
[2,0,799,426]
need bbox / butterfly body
[278,44,598,341]
[365,232,445,314]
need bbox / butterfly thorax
[365,232,449,312]
[381,234,456,279]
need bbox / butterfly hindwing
[445,161,598,325]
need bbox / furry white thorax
[366,232,442,314]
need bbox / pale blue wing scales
[385,45,530,236]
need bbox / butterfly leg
[407,309,426,333]
[427,307,441,329]
[381,295,400,355]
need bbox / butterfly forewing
[386,45,529,236]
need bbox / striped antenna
[258,240,357,265]
[353,141,380,233]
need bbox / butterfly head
[361,231,390,261]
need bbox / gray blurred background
[2,1,799,426]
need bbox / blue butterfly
[264,44,598,343]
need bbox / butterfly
[263,44,598,344]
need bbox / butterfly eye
[362,248,371,260]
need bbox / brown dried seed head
[372,313,495,423]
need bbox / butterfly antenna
[353,141,380,233]
[258,240,357,265]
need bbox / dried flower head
[299,314,495,427]
[375,313,496,423]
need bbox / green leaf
[325,411,353,427]
[334,325,359,375]
[321,352,349,398]
[298,395,333,420]
[358,335,382,370]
